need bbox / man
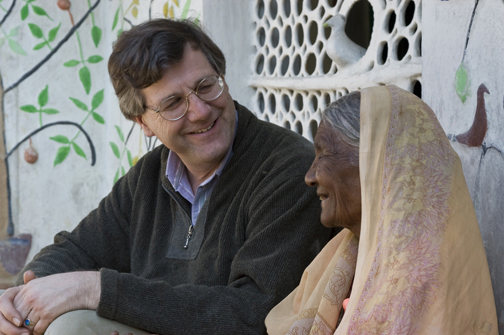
[0,19,332,334]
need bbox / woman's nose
[305,164,317,187]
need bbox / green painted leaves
[50,135,70,144]
[455,63,471,103]
[70,97,88,111]
[38,85,48,107]
[91,26,102,47]
[91,90,104,110]
[28,23,43,38]
[72,143,87,159]
[115,126,125,142]
[1,27,26,55]
[50,138,88,166]
[79,66,91,94]
[112,8,120,31]
[53,146,70,166]
[111,124,134,183]
[52,89,105,166]
[64,55,103,67]
[21,1,53,21]
[110,142,120,158]
[28,23,60,51]
[69,90,105,124]
[20,85,60,126]
[87,55,103,63]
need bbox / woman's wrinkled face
[305,120,362,235]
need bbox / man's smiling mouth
[191,120,216,134]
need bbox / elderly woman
[265,86,498,334]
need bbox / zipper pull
[183,225,194,249]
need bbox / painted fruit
[57,0,71,10]
[24,146,38,164]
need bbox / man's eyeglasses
[145,75,225,121]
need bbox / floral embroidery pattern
[348,86,457,334]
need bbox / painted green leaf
[112,8,120,31]
[87,55,103,64]
[91,25,102,47]
[117,28,123,38]
[21,4,29,20]
[48,23,60,42]
[110,142,120,158]
[8,27,19,38]
[92,112,105,124]
[64,60,80,67]
[20,105,38,113]
[42,108,59,114]
[91,89,104,110]
[455,63,470,103]
[32,5,52,20]
[115,125,125,142]
[38,85,49,107]
[127,149,133,167]
[194,13,200,26]
[72,142,87,159]
[28,23,43,38]
[50,135,70,144]
[121,166,126,176]
[8,39,26,55]
[113,169,120,183]
[79,66,91,94]
[69,97,88,111]
[54,146,70,166]
[181,0,192,19]
[33,41,47,50]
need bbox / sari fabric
[265,86,498,335]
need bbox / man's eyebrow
[155,73,217,104]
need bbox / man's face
[136,44,236,172]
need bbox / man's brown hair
[108,19,226,120]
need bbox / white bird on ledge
[324,14,366,69]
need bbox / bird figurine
[455,83,489,147]
[324,14,366,69]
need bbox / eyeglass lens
[159,75,224,121]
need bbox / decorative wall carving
[250,0,422,140]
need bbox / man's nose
[305,164,317,187]
[186,92,211,121]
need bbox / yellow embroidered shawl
[265,86,498,335]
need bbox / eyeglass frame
[144,74,225,121]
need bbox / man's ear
[134,115,155,137]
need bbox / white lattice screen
[250,0,422,140]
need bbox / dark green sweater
[18,102,332,334]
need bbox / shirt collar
[166,110,238,195]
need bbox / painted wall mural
[423,0,504,331]
[0,0,202,287]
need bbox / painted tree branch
[462,0,480,62]
[6,121,96,165]
[4,121,97,235]
[4,0,101,93]
[0,0,16,27]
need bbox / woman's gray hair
[322,91,361,148]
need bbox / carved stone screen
[250,0,422,140]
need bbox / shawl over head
[265,85,498,335]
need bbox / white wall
[423,1,504,331]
